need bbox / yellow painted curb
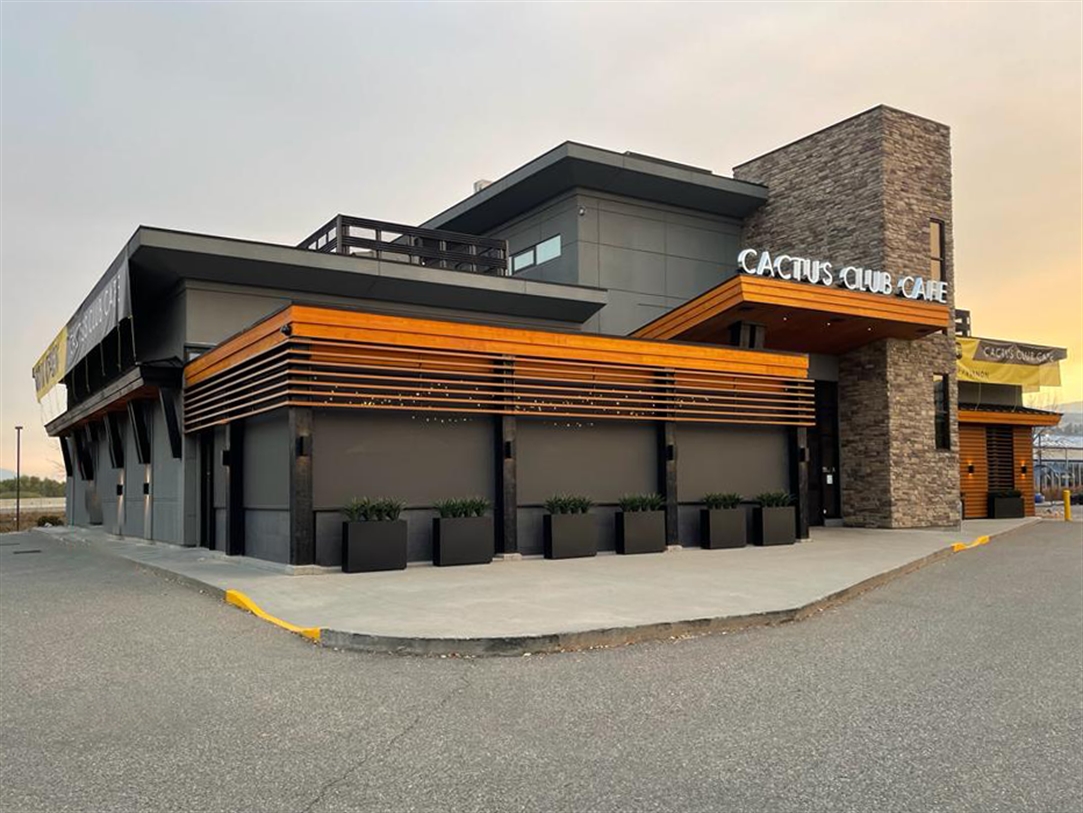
[225,589,321,642]
[951,534,990,552]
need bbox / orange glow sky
[1,1,1081,478]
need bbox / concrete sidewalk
[33,518,1040,655]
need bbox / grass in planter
[703,492,742,510]
[617,493,666,512]
[544,494,594,514]
[343,497,406,522]
[434,497,492,519]
[755,491,794,508]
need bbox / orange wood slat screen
[1013,426,1036,517]
[959,424,989,519]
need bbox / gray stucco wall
[183,280,578,354]
[150,402,182,543]
[311,411,495,565]
[123,415,148,539]
[241,411,290,563]
[499,190,742,337]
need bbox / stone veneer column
[734,106,960,528]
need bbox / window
[511,248,535,273]
[511,234,562,274]
[929,220,945,282]
[933,374,950,449]
[535,235,561,265]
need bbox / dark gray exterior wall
[958,381,1022,407]
[675,424,790,546]
[241,411,290,563]
[492,189,743,337]
[311,411,495,565]
[516,419,658,555]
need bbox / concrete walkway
[33,518,1041,655]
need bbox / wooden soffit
[633,275,952,355]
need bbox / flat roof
[73,226,609,331]
[421,141,768,234]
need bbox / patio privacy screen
[183,306,815,433]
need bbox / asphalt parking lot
[1,521,1081,813]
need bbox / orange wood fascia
[958,409,1061,427]
[634,276,951,341]
[184,307,293,386]
[633,277,744,340]
[286,306,807,378]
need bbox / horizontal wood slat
[958,409,1061,427]
[183,308,815,433]
[960,424,989,519]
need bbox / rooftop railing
[298,215,508,276]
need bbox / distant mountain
[0,468,15,481]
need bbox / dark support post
[790,427,810,540]
[224,421,245,556]
[658,420,679,547]
[495,414,518,555]
[159,389,183,459]
[59,435,74,478]
[104,412,125,469]
[288,407,315,566]
[128,400,152,465]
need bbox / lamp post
[15,426,23,532]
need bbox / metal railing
[298,215,508,276]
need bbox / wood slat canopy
[183,306,814,433]
[633,275,952,354]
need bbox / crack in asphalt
[298,666,473,813]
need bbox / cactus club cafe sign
[737,248,949,304]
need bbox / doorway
[807,381,841,525]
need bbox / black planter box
[342,520,408,573]
[544,513,598,559]
[700,508,747,549]
[753,506,796,546]
[615,510,666,555]
[432,516,494,566]
[988,495,1025,519]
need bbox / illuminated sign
[737,248,949,304]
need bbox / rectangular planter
[615,510,666,555]
[753,506,796,546]
[342,520,408,573]
[988,495,1025,519]
[543,513,598,560]
[432,516,494,566]
[700,507,747,549]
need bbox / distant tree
[0,476,65,498]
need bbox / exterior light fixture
[1021,463,1028,474]
[967,463,975,474]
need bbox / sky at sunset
[2,1,1081,478]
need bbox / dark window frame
[933,373,951,450]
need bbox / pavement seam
[297,668,472,813]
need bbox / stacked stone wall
[734,106,960,528]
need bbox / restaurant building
[33,105,1066,566]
